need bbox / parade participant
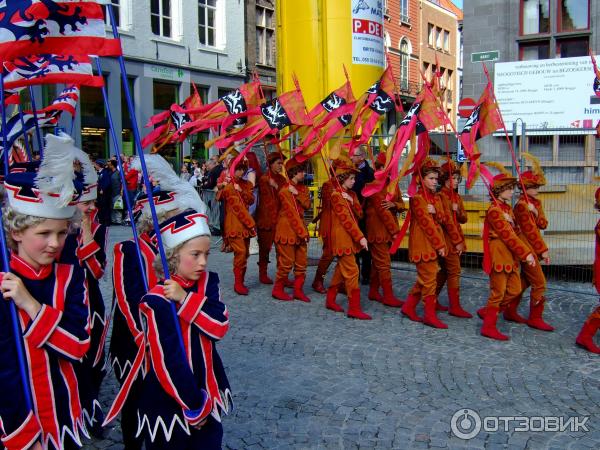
[59,149,108,436]
[363,152,404,307]
[478,164,536,341]
[272,158,311,302]
[109,154,203,450]
[506,153,554,331]
[137,209,231,449]
[256,151,287,284]
[435,159,472,318]
[216,157,256,295]
[574,187,600,353]
[350,144,374,285]
[0,133,90,449]
[311,163,336,294]
[325,155,371,320]
[401,158,464,329]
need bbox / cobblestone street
[84,227,600,450]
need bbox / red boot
[233,267,249,295]
[575,318,600,354]
[477,306,486,320]
[293,275,311,302]
[272,279,293,301]
[401,294,422,322]
[526,298,554,331]
[311,269,327,294]
[436,302,449,312]
[347,289,372,320]
[258,262,273,285]
[368,272,383,302]
[325,285,344,312]
[423,296,448,329]
[448,288,473,318]
[481,307,510,341]
[284,278,294,288]
[381,279,403,307]
[503,297,527,323]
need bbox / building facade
[244,0,277,96]
[462,0,599,184]
[53,0,246,162]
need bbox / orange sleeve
[513,200,548,256]
[350,191,363,220]
[436,195,463,246]
[278,189,308,240]
[295,185,311,211]
[456,195,468,224]
[239,180,255,206]
[412,194,445,250]
[374,197,400,237]
[331,191,364,243]
[488,206,531,261]
[536,202,548,230]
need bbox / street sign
[471,50,499,63]
[458,97,477,118]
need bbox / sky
[453,0,463,8]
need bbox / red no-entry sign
[458,97,477,118]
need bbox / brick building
[244,0,277,96]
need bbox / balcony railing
[398,79,421,97]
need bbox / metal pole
[28,86,44,156]
[17,105,33,161]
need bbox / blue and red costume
[0,254,91,450]
[59,209,108,428]
[137,271,232,449]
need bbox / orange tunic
[486,202,532,272]
[330,189,364,256]
[274,182,311,245]
[256,171,287,231]
[217,178,256,238]
[365,186,404,244]
[438,186,467,244]
[317,179,335,239]
[513,196,548,257]
[408,190,462,263]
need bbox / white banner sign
[144,64,190,83]
[351,0,384,67]
[494,56,600,130]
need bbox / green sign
[471,51,499,63]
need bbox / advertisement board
[494,56,600,130]
[351,0,384,68]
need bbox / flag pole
[17,105,33,161]
[107,6,185,351]
[0,70,34,412]
[28,86,44,156]
[94,57,148,292]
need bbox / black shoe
[361,278,370,286]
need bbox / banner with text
[351,0,384,67]
[494,56,600,131]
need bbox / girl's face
[445,173,460,189]
[271,159,283,174]
[526,186,539,198]
[294,170,305,183]
[77,200,96,215]
[12,219,70,269]
[423,172,439,192]
[176,236,211,280]
[342,174,356,190]
[499,186,514,202]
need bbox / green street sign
[471,51,499,63]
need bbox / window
[151,0,172,38]
[436,27,443,50]
[443,30,449,52]
[103,0,120,28]
[153,81,179,156]
[558,37,589,58]
[198,0,217,46]
[400,0,409,23]
[400,39,409,91]
[256,4,275,66]
[558,0,589,32]
[521,0,550,35]
[519,41,550,60]
[428,23,434,47]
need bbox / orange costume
[256,152,287,284]
[435,161,473,319]
[216,170,256,295]
[312,178,335,293]
[505,158,554,331]
[479,171,533,341]
[575,187,600,353]
[364,180,404,307]
[401,170,464,329]
[271,160,311,302]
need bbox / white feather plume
[35,132,77,206]
[132,154,207,214]
[72,146,98,186]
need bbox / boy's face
[176,236,211,280]
[343,174,356,190]
[271,159,283,174]
[77,200,96,215]
[526,186,539,198]
[499,186,514,202]
[423,172,439,192]
[12,219,70,268]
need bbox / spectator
[96,159,112,226]
[201,158,223,190]
[180,164,191,182]
[108,159,123,225]
[124,156,139,213]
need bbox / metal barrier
[199,188,221,233]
